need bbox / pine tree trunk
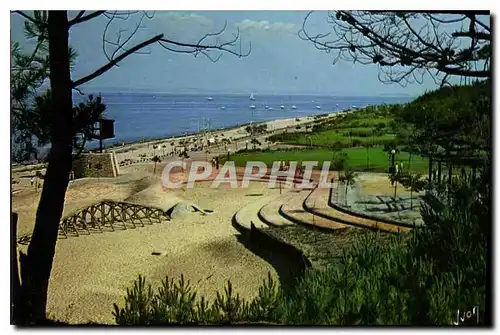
[17,11,72,324]
[11,213,20,324]
[410,189,413,210]
[345,184,348,206]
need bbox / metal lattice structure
[18,200,170,245]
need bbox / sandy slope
[14,175,280,324]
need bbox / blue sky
[11,11,469,96]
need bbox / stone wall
[72,152,120,179]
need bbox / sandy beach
[109,112,342,165]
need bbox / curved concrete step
[257,190,297,227]
[306,186,411,234]
[233,194,276,233]
[279,190,346,232]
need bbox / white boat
[269,107,274,110]
[316,105,321,109]
[291,105,297,109]
[265,105,269,109]
[280,105,285,109]
[249,105,256,109]
[207,97,213,101]
[220,106,225,110]
[250,93,256,101]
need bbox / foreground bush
[113,273,283,325]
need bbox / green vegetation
[151,155,161,174]
[268,105,401,149]
[245,123,268,135]
[227,147,429,174]
[338,169,358,206]
[269,129,396,148]
[397,79,490,164]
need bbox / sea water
[72,92,413,149]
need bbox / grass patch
[228,147,429,174]
[292,131,396,147]
[268,106,402,148]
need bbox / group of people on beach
[210,157,220,170]
[279,160,305,180]
[29,170,45,191]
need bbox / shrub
[114,274,281,325]
[352,139,362,147]
[331,150,348,170]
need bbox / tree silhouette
[400,173,427,209]
[299,11,490,86]
[11,39,87,162]
[250,138,261,149]
[151,155,161,174]
[11,10,250,324]
[338,168,358,206]
[388,170,405,199]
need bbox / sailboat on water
[249,93,256,101]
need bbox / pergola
[421,146,488,184]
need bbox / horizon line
[75,87,416,98]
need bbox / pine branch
[68,11,106,26]
[72,34,164,87]
[13,10,44,26]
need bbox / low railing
[18,201,171,245]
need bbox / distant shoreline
[106,111,341,155]
[77,90,416,99]
[92,119,264,152]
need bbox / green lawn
[323,116,393,129]
[272,112,398,147]
[228,147,429,174]
[291,130,396,147]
